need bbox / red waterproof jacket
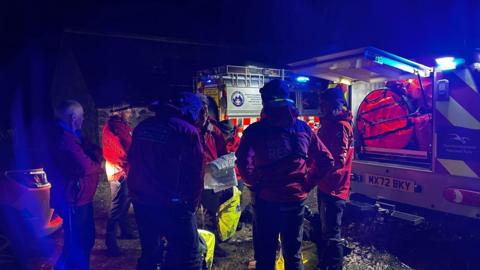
[236,103,334,202]
[317,111,354,201]
[102,115,132,181]
[199,121,228,163]
[226,133,241,181]
[127,106,204,209]
[45,124,102,208]
[226,134,240,153]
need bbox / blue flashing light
[206,79,213,84]
[435,57,456,71]
[435,57,464,71]
[435,57,454,65]
[296,76,310,83]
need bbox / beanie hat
[172,92,202,123]
[320,86,347,107]
[260,79,291,103]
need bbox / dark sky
[1,0,480,122]
[5,0,480,62]
[52,0,480,62]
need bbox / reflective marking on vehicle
[365,174,415,192]
[436,98,480,130]
[437,158,479,178]
[454,69,478,93]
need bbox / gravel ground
[3,181,479,270]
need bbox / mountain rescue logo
[231,91,245,107]
[449,133,470,145]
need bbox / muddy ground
[3,177,480,270]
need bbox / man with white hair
[45,99,102,270]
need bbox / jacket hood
[155,103,189,121]
[151,92,202,124]
[261,102,299,128]
[108,114,127,124]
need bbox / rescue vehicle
[289,47,480,224]
[195,65,326,134]
[197,47,480,224]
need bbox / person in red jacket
[102,104,135,256]
[45,100,102,270]
[316,86,354,270]
[195,94,231,256]
[236,80,334,270]
[217,119,241,182]
[217,119,240,153]
[128,92,204,270]
[196,94,228,163]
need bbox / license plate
[364,174,415,192]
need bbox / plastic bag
[204,153,238,192]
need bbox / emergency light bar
[435,57,465,71]
[365,47,432,78]
[296,76,310,83]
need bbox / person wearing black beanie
[237,79,334,270]
[128,91,204,270]
[316,85,354,270]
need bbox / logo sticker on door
[231,91,245,107]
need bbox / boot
[106,244,123,257]
[106,228,122,257]
[119,220,137,239]
[106,235,123,257]
[119,231,137,239]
